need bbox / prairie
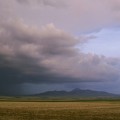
[0,101,120,120]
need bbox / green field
[0,101,120,120]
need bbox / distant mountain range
[32,88,120,99]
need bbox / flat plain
[0,101,120,120]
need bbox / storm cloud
[0,0,120,95]
[0,20,120,85]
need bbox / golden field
[0,101,120,120]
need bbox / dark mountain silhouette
[33,88,120,99]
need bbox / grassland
[0,101,120,120]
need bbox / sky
[0,0,120,95]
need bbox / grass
[0,101,120,120]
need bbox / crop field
[0,101,120,120]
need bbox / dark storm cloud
[1,0,120,95]
[0,20,120,87]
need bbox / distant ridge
[32,88,120,99]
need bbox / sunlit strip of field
[0,101,120,120]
